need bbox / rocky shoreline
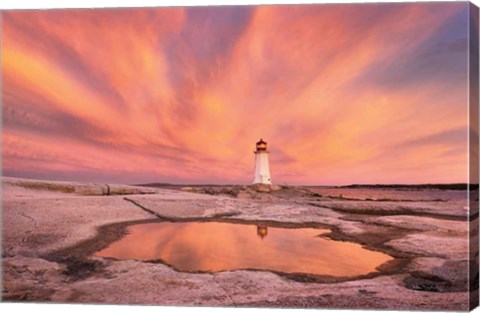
[2,177,477,310]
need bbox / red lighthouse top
[256,138,268,152]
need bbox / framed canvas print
[1,0,479,311]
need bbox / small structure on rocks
[253,138,272,185]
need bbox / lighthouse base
[253,177,272,185]
[253,152,271,185]
[251,183,282,193]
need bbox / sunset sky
[1,2,473,185]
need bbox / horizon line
[2,175,473,188]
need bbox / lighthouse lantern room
[253,138,272,185]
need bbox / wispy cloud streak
[1,3,469,184]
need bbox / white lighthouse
[253,138,272,185]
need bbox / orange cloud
[1,3,471,184]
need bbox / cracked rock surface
[2,177,477,310]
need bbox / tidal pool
[96,222,393,277]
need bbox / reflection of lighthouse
[253,139,272,185]
[256,225,268,239]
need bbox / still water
[96,222,392,277]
